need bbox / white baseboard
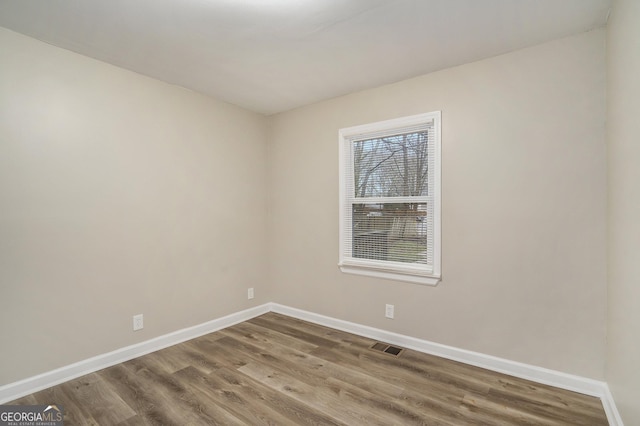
[269,303,624,426]
[0,304,270,404]
[0,302,623,425]
[601,385,625,426]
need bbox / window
[338,112,441,285]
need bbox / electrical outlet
[133,314,143,331]
[248,287,254,299]
[385,304,394,319]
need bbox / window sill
[339,264,441,286]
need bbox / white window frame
[338,112,441,286]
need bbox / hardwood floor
[10,313,608,425]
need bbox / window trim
[338,112,441,286]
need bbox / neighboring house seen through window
[338,112,441,285]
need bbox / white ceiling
[0,0,611,115]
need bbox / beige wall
[0,28,268,385]
[268,30,607,379]
[606,0,640,423]
[0,23,612,390]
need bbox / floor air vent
[370,342,405,357]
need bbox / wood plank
[220,324,406,399]
[145,342,221,375]
[238,361,393,425]
[7,312,609,425]
[176,365,346,426]
[22,381,100,426]
[58,372,136,424]
[223,332,450,425]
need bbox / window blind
[339,112,440,283]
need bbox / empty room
[0,0,638,424]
